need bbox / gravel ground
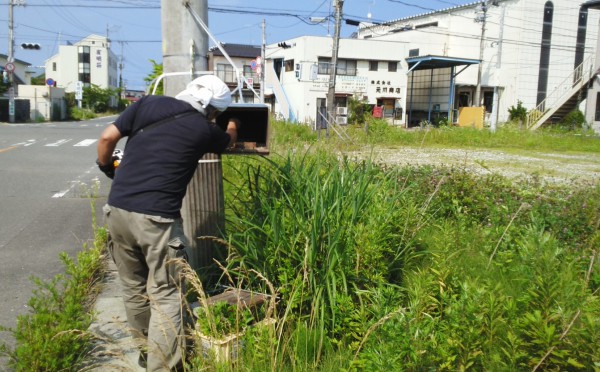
[350,146,600,185]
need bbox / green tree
[507,100,527,122]
[82,84,117,113]
[0,78,9,95]
[30,74,46,85]
[144,59,163,96]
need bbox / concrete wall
[18,85,66,121]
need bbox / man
[96,75,239,371]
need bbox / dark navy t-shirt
[107,95,231,218]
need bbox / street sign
[256,56,262,65]
[75,81,83,100]
[5,63,15,73]
[250,60,257,70]
[256,66,262,75]
[46,78,54,86]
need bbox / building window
[337,59,357,76]
[537,1,554,105]
[318,58,331,75]
[78,64,91,84]
[284,59,295,72]
[243,65,258,82]
[483,91,494,113]
[409,48,420,57]
[52,62,56,72]
[318,58,356,76]
[595,92,600,121]
[216,64,235,83]
[369,61,378,71]
[78,46,91,85]
[78,46,90,63]
[388,62,398,72]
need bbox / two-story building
[356,0,600,130]
[265,36,408,126]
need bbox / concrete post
[161,0,224,273]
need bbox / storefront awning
[406,55,480,73]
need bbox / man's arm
[96,124,122,180]
[97,123,122,165]
[226,118,240,147]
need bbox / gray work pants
[104,204,189,371]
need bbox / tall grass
[267,118,600,154]
[209,134,600,370]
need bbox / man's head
[175,75,232,118]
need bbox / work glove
[96,149,123,179]
[96,159,115,179]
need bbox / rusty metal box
[216,103,270,155]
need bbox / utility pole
[326,0,343,136]
[260,19,266,104]
[162,0,222,273]
[162,0,208,96]
[474,0,488,108]
[8,0,16,123]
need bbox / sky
[0,0,476,91]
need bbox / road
[0,117,116,352]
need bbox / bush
[508,100,527,122]
[70,107,97,121]
[560,109,586,130]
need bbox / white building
[0,54,34,87]
[45,34,119,95]
[356,0,600,130]
[265,36,408,126]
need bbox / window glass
[216,64,235,83]
[388,62,398,72]
[318,58,331,75]
[369,61,378,71]
[284,59,295,72]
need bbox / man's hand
[96,159,115,179]
[226,118,241,147]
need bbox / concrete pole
[8,0,15,123]
[161,0,208,96]
[474,0,487,107]
[161,0,224,274]
[326,0,344,137]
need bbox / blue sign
[46,78,54,86]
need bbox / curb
[86,260,144,371]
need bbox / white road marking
[52,190,69,198]
[11,139,36,147]
[45,139,72,147]
[74,139,97,147]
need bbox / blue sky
[1,0,475,91]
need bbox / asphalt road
[0,116,116,352]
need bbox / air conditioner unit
[336,116,348,125]
[336,107,348,116]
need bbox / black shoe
[138,352,148,368]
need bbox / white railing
[527,54,595,129]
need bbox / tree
[30,74,46,86]
[144,59,163,96]
[0,76,9,95]
[82,84,117,112]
